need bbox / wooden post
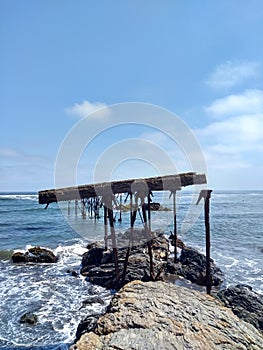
[147,194,151,233]
[122,193,137,284]
[173,192,178,263]
[104,205,108,251]
[130,193,134,247]
[108,207,120,281]
[81,199,86,219]
[67,200,71,216]
[142,199,154,281]
[118,194,122,222]
[197,189,213,294]
[75,200,78,217]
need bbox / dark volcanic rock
[75,314,101,342]
[217,284,263,333]
[72,280,263,350]
[179,247,223,286]
[81,231,169,290]
[81,232,223,290]
[20,312,38,325]
[164,247,224,287]
[12,247,58,263]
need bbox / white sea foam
[0,242,111,348]
[0,194,38,201]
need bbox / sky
[1,0,263,191]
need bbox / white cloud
[65,100,110,119]
[205,60,260,89]
[195,89,263,181]
[205,89,263,118]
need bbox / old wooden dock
[38,172,214,294]
[38,172,206,205]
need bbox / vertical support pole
[147,194,151,233]
[173,191,178,263]
[197,189,213,294]
[67,201,71,216]
[81,199,86,219]
[75,200,78,217]
[118,194,122,222]
[108,207,120,281]
[104,205,108,251]
[90,199,93,217]
[122,193,137,284]
[204,190,212,295]
[130,193,134,247]
[142,199,154,281]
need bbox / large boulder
[72,280,263,350]
[217,284,263,333]
[164,246,224,287]
[12,247,58,263]
[81,231,169,290]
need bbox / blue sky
[1,0,263,191]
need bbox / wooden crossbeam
[38,172,206,205]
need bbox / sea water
[0,190,262,349]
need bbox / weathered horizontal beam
[38,172,206,205]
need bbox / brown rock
[74,280,263,350]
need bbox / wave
[0,194,38,201]
[0,250,14,261]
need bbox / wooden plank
[38,172,206,205]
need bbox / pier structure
[39,172,213,293]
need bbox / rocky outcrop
[81,231,223,290]
[72,280,263,350]
[12,247,58,263]
[217,284,263,333]
[81,231,169,290]
[165,246,224,287]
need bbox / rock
[142,202,160,211]
[81,231,169,290]
[73,280,263,350]
[67,269,80,278]
[12,252,28,263]
[75,314,101,342]
[217,284,263,333]
[12,247,58,263]
[19,312,38,325]
[81,233,223,290]
[178,247,224,286]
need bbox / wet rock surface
[12,247,58,263]
[217,284,263,333]
[73,280,263,350]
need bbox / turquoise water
[0,190,262,349]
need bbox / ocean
[0,190,262,349]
